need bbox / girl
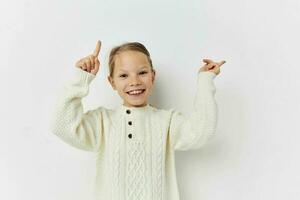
[50,40,226,200]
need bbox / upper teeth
[128,89,144,94]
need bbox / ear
[151,69,156,83]
[107,76,116,90]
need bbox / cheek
[115,80,126,87]
[146,76,154,85]
[114,83,126,93]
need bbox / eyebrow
[118,66,149,72]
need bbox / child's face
[108,50,155,107]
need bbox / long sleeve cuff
[197,71,217,93]
[69,67,96,86]
[197,71,217,82]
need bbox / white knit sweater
[50,67,218,200]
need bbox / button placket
[126,109,133,139]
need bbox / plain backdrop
[1,0,299,199]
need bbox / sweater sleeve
[50,67,104,152]
[169,71,218,151]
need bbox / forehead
[114,51,150,71]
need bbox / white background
[1,0,299,199]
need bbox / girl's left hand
[199,59,226,75]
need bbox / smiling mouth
[126,89,146,96]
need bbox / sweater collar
[116,103,152,116]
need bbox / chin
[126,101,147,107]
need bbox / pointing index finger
[93,40,101,57]
[218,60,226,66]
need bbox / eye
[140,71,148,75]
[119,74,127,78]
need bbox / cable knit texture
[50,67,218,200]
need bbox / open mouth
[126,89,146,97]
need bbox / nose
[129,75,141,86]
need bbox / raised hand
[199,58,226,75]
[75,40,101,75]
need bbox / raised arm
[50,41,104,152]
[169,71,218,151]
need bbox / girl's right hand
[75,40,101,76]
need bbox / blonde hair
[108,42,154,77]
